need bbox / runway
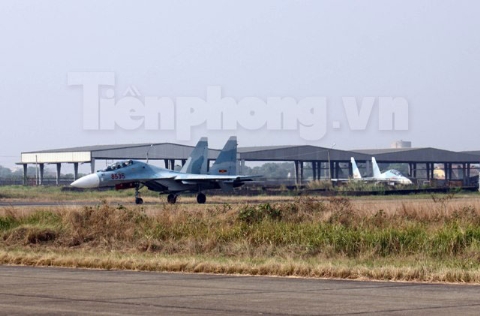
[0,266,479,315]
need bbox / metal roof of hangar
[461,150,480,157]
[90,143,221,160]
[238,145,371,162]
[21,143,480,165]
[23,144,152,154]
[21,143,221,164]
[352,148,480,163]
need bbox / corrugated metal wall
[21,152,91,163]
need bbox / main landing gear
[167,194,178,204]
[196,193,206,204]
[135,183,143,205]
[165,193,206,204]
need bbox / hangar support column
[448,163,453,182]
[329,161,334,180]
[56,163,61,186]
[73,163,79,181]
[294,160,300,185]
[300,161,304,184]
[23,164,28,185]
[311,161,317,181]
[366,161,372,177]
[466,163,471,185]
[315,162,319,180]
[39,164,44,185]
[91,159,96,174]
[170,159,175,170]
[444,163,450,183]
[408,163,413,177]
[334,161,340,179]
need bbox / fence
[0,178,74,186]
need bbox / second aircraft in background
[351,157,413,185]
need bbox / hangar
[352,148,480,186]
[237,146,372,183]
[19,143,480,186]
[19,143,221,185]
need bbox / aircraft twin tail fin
[209,136,237,176]
[371,157,382,178]
[350,157,362,179]
[180,137,208,174]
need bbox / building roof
[461,151,480,157]
[353,147,480,163]
[21,143,221,164]
[20,143,480,164]
[239,145,371,161]
[24,143,187,154]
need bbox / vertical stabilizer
[371,157,382,178]
[209,136,237,175]
[351,157,362,179]
[180,137,208,174]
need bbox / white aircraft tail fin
[351,157,362,179]
[372,157,382,178]
[209,136,237,175]
[180,137,208,174]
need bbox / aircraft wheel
[196,193,206,204]
[167,194,177,204]
[135,198,144,205]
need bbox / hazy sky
[1,0,479,169]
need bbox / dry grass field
[1,186,480,283]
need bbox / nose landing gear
[196,193,206,204]
[135,183,143,205]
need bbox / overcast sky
[1,0,479,169]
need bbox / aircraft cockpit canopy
[390,169,402,176]
[102,160,134,172]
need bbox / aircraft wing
[331,177,376,182]
[172,174,259,182]
[331,177,407,184]
[330,178,351,182]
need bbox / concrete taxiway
[0,266,479,315]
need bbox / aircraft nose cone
[71,174,100,189]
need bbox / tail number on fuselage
[111,173,126,180]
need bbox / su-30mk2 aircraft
[351,157,413,185]
[71,136,257,204]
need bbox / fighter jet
[351,157,413,185]
[71,136,257,204]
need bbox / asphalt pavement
[0,265,479,315]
